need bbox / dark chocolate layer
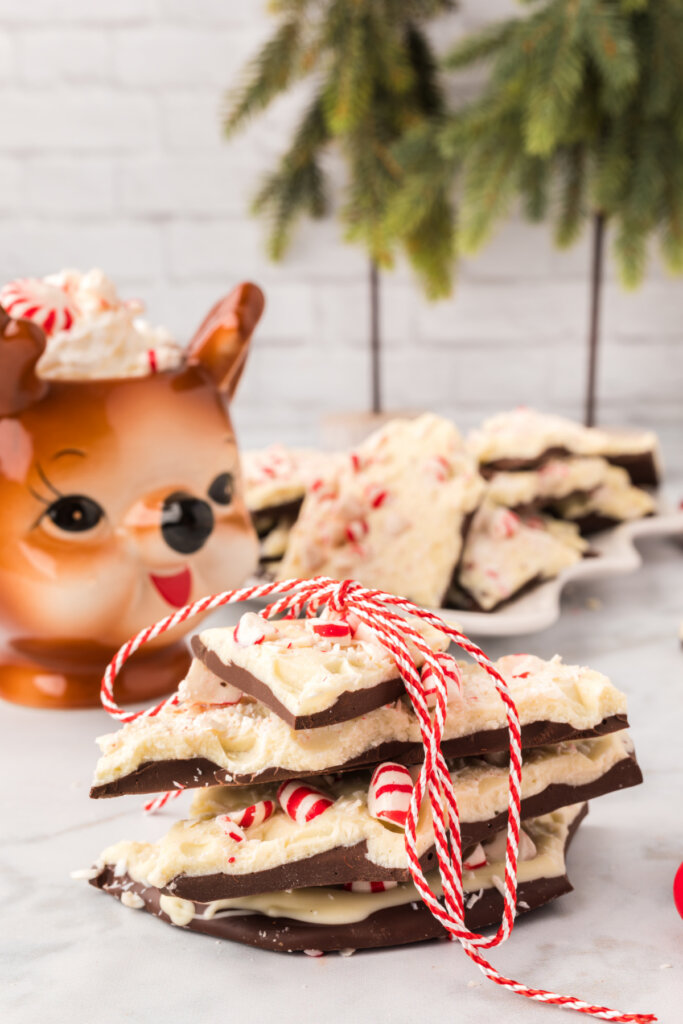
[563,511,654,536]
[605,450,659,488]
[90,713,629,798]
[149,752,641,901]
[480,447,573,477]
[89,805,587,952]
[252,498,304,535]
[194,636,407,730]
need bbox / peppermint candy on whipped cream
[0,268,183,381]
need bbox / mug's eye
[45,495,104,533]
[208,472,234,506]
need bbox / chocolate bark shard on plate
[450,502,588,613]
[90,652,630,797]
[193,613,450,730]
[277,414,485,609]
[242,446,333,571]
[88,804,587,952]
[468,408,661,486]
[485,456,609,512]
[89,733,638,901]
[552,465,656,533]
[89,713,629,797]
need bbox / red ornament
[674,862,683,918]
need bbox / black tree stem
[370,260,381,415]
[585,211,605,427]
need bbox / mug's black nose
[161,492,214,554]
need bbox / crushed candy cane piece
[278,781,334,825]
[368,762,413,829]
[343,880,398,893]
[224,800,275,830]
[311,621,352,639]
[234,612,268,646]
[218,816,246,844]
[464,844,487,870]
[485,828,537,864]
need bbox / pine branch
[554,144,588,247]
[443,19,518,69]
[252,96,331,261]
[223,19,309,134]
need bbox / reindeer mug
[0,278,262,708]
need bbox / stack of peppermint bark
[88,612,642,953]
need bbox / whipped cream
[17,268,183,380]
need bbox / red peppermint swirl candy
[0,277,78,336]
[277,781,333,825]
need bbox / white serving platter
[432,499,683,637]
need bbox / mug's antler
[0,308,49,416]
[186,282,265,398]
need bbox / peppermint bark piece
[485,456,609,512]
[449,502,588,613]
[192,614,450,730]
[90,731,637,901]
[553,465,656,534]
[468,408,661,486]
[242,446,331,569]
[91,653,631,797]
[278,415,485,608]
[88,804,588,951]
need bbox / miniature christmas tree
[223,0,456,414]
[388,0,683,424]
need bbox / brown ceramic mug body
[0,284,262,708]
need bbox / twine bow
[100,576,655,1024]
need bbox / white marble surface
[1,533,682,1024]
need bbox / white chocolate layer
[198,615,449,719]
[458,503,587,611]
[278,415,485,608]
[243,446,334,512]
[468,408,658,465]
[131,730,628,884]
[101,804,586,928]
[487,457,608,509]
[93,654,628,788]
[95,734,629,887]
[555,466,656,523]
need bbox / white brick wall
[0,0,680,462]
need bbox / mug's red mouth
[150,568,192,608]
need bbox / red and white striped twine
[100,576,655,1024]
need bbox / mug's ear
[186,282,265,398]
[0,307,49,416]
